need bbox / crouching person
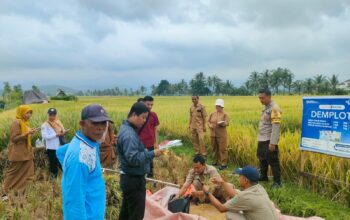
[175,154,228,203]
[203,165,278,220]
[56,104,113,220]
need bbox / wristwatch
[204,190,210,197]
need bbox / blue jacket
[56,130,106,220]
[117,120,155,176]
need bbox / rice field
[0,96,349,211]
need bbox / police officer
[257,88,282,188]
[208,99,230,170]
[189,95,207,157]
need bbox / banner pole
[299,150,305,186]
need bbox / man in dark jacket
[117,102,163,220]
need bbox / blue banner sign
[301,97,350,158]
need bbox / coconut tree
[292,80,303,95]
[259,70,270,89]
[313,74,327,94]
[269,68,283,94]
[304,78,314,94]
[248,71,260,94]
[329,74,339,94]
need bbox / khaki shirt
[185,165,221,188]
[224,184,278,220]
[8,119,33,161]
[257,101,282,145]
[190,103,207,130]
[208,111,230,137]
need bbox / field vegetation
[0,96,349,219]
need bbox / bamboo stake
[102,168,180,188]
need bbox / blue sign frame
[300,96,350,158]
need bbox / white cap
[215,99,224,107]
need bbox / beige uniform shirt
[208,111,230,138]
[185,164,221,187]
[257,101,282,145]
[224,184,279,220]
[190,103,207,130]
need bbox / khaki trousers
[193,180,233,203]
[211,136,228,166]
[191,128,206,156]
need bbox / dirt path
[190,203,226,220]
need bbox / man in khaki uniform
[174,155,226,203]
[189,95,207,157]
[203,166,278,220]
[208,99,230,170]
[257,88,282,188]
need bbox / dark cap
[48,108,57,115]
[234,166,259,183]
[81,104,113,123]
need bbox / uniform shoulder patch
[271,105,282,124]
[79,142,96,173]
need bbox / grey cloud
[0,0,350,89]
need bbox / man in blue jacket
[56,104,113,220]
[117,102,163,220]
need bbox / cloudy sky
[0,0,349,90]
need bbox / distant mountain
[39,85,79,96]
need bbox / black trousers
[257,141,281,184]
[119,174,146,220]
[47,149,62,177]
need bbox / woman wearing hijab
[41,108,67,178]
[3,105,38,193]
[208,99,230,170]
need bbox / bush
[50,95,78,101]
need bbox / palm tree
[313,74,327,94]
[248,71,260,94]
[284,69,294,95]
[244,81,252,95]
[259,70,270,89]
[207,76,214,95]
[221,80,234,95]
[270,68,283,94]
[304,78,314,94]
[212,75,222,95]
[140,86,147,95]
[329,74,339,94]
[292,80,303,95]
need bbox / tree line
[1,82,24,104]
[75,68,347,96]
[1,68,349,98]
[150,68,348,96]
